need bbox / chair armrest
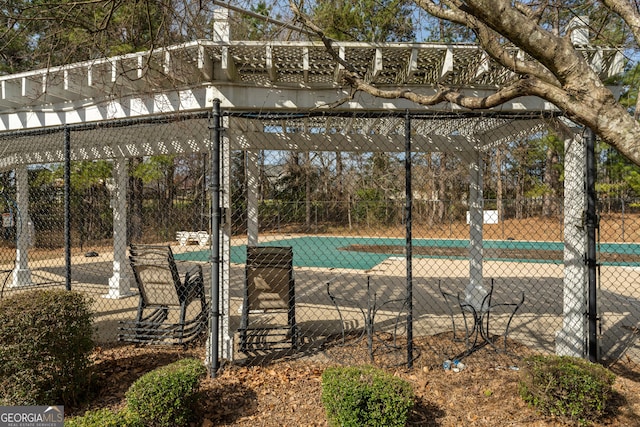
[184,264,203,286]
[174,260,203,279]
[326,274,369,314]
[376,296,408,313]
[180,265,205,304]
[487,291,525,312]
[326,274,360,306]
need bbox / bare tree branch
[289,0,640,166]
[601,0,640,46]
[339,69,535,108]
[415,1,560,83]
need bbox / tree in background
[5,1,640,167]
[231,1,287,40]
[35,160,113,249]
[311,0,414,42]
[132,156,176,238]
[1,1,178,73]
[4,1,640,233]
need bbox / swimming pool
[174,236,640,270]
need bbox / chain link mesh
[0,111,637,371]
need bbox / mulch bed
[70,333,640,427]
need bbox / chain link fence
[0,110,638,373]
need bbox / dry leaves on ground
[71,335,640,427]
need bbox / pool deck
[0,240,638,363]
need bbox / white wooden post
[466,152,486,310]
[556,130,588,357]
[104,158,134,299]
[10,165,34,287]
[247,151,259,246]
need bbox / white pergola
[0,8,625,360]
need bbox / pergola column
[10,164,34,287]
[247,151,259,246]
[104,157,133,299]
[556,130,588,357]
[466,152,486,310]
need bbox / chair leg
[134,298,147,341]
[289,280,297,348]
[239,280,250,351]
[501,292,525,353]
[178,304,187,345]
[438,281,461,341]
[135,297,145,323]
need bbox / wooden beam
[303,47,310,83]
[439,48,453,82]
[334,45,345,83]
[365,48,383,83]
[112,57,148,91]
[221,46,238,81]
[266,45,278,82]
[405,48,419,83]
[87,62,114,92]
[587,48,603,76]
[162,50,196,86]
[21,76,42,102]
[41,73,73,102]
[609,51,625,76]
[473,52,490,83]
[198,45,213,80]
[63,69,99,97]
[163,50,171,76]
[0,79,23,106]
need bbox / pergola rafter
[0,39,623,137]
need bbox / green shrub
[518,355,616,425]
[321,365,414,427]
[64,408,142,427]
[125,358,206,427]
[0,290,94,406]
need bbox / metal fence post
[208,100,222,377]
[64,126,71,291]
[585,128,599,362]
[405,111,413,368]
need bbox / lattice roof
[0,41,623,110]
[0,39,624,166]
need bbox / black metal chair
[119,244,208,345]
[238,246,297,352]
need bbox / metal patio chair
[118,244,208,345]
[238,246,297,352]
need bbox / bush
[518,355,616,425]
[321,365,414,427]
[0,290,94,406]
[65,408,141,427]
[125,358,206,427]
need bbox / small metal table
[327,275,407,362]
[439,279,524,359]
